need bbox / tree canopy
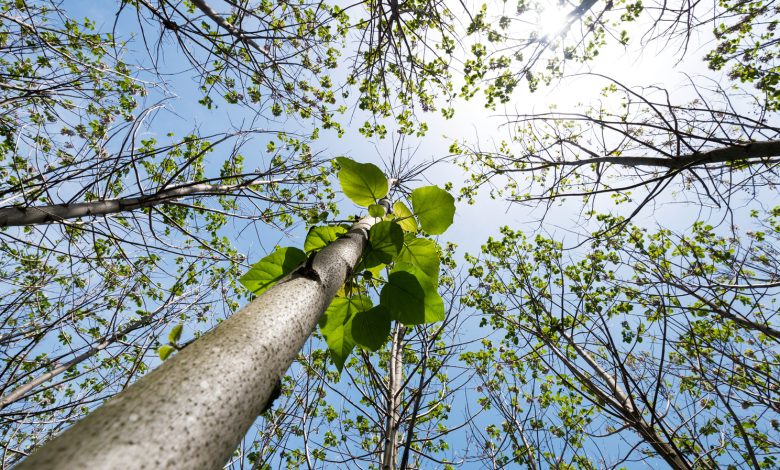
[1,0,778,468]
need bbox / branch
[513,139,780,171]
[0,178,278,227]
[189,0,277,65]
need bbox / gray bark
[381,325,405,470]
[17,216,377,469]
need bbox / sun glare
[536,2,571,39]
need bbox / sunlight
[536,2,571,39]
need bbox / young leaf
[352,305,391,351]
[158,345,175,361]
[168,324,183,344]
[364,221,404,266]
[304,225,348,254]
[239,247,307,295]
[380,263,444,325]
[393,201,418,232]
[410,186,455,235]
[336,157,388,206]
[368,204,386,217]
[319,295,372,371]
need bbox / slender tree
[16,159,457,467]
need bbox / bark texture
[17,217,376,469]
[381,325,405,470]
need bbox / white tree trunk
[17,216,378,469]
[381,324,405,470]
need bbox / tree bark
[381,324,405,470]
[16,216,377,469]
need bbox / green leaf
[319,295,372,371]
[168,324,183,344]
[380,263,444,325]
[158,345,175,361]
[393,201,418,232]
[239,247,307,295]
[352,305,391,351]
[336,157,388,206]
[304,225,348,254]
[368,204,386,217]
[410,186,455,235]
[364,221,404,266]
[397,237,440,281]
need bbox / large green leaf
[393,201,418,233]
[304,225,348,253]
[319,295,372,371]
[336,157,388,207]
[380,263,444,325]
[239,247,307,295]
[397,237,440,281]
[365,221,404,266]
[352,305,391,351]
[410,186,455,235]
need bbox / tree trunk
[551,331,693,470]
[381,324,405,470]
[16,216,377,469]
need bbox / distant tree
[452,0,779,221]
[450,1,780,468]
[458,0,779,110]
[463,213,779,469]
[456,75,780,226]
[126,0,458,135]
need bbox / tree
[456,75,780,226]
[463,214,779,468]
[15,158,457,468]
[451,0,779,219]
[449,1,780,468]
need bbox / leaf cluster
[240,157,455,370]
